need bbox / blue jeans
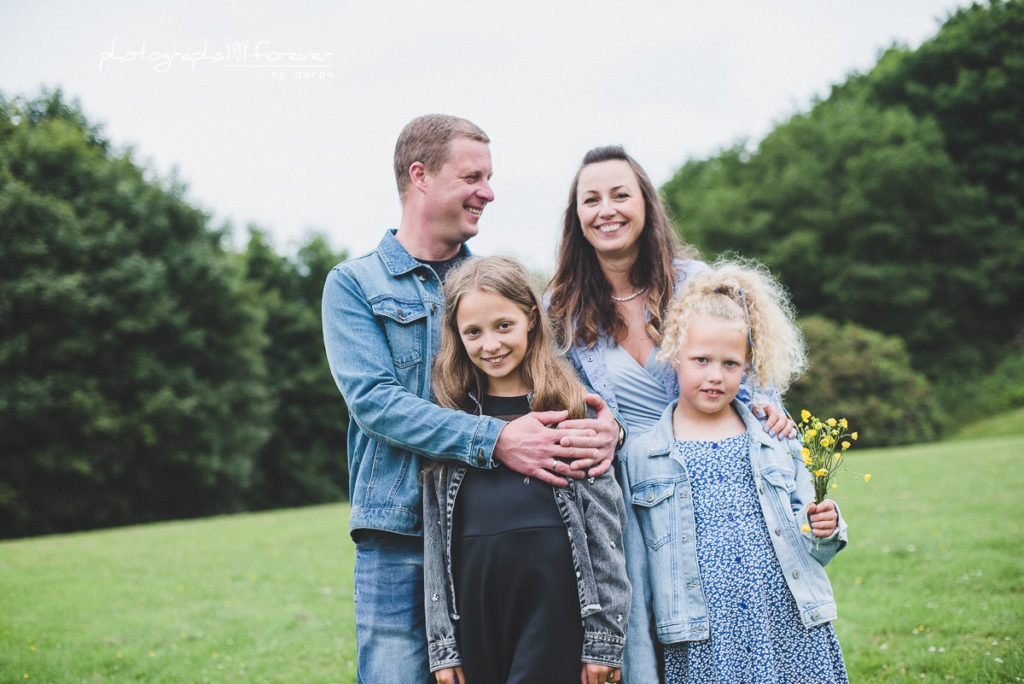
[353,530,432,683]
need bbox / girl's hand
[806,500,838,538]
[581,662,620,684]
[754,403,797,440]
[435,665,465,684]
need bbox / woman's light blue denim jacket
[322,230,506,538]
[422,394,631,672]
[617,400,848,682]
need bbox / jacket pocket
[371,296,427,369]
[631,480,675,551]
[761,466,796,493]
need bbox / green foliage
[0,91,272,536]
[785,317,944,447]
[662,0,1024,381]
[241,229,349,509]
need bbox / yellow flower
[841,441,851,449]
[814,469,828,477]
[864,473,872,482]
[801,448,810,458]
[805,429,817,439]
[801,524,812,533]
[834,453,842,461]
[827,418,837,427]
[820,437,830,447]
[852,432,859,440]
[831,483,838,489]
[803,455,813,466]
[801,409,811,422]
[839,418,848,428]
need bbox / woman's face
[576,159,646,262]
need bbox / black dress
[452,394,583,684]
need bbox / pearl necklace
[610,288,647,302]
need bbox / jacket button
[432,593,440,602]
[792,570,800,579]
[609,541,616,549]
[759,485,764,494]
[587,355,594,362]
[576,571,582,578]
[774,527,781,536]
[812,612,821,620]
[647,492,654,502]
[616,614,623,623]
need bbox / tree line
[2,0,1021,537]
[0,93,348,538]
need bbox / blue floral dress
[663,433,848,683]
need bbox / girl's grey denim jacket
[617,400,848,683]
[422,395,632,673]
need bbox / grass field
[2,430,1022,682]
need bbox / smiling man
[322,114,620,683]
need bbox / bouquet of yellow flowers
[796,409,864,504]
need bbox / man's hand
[494,410,592,486]
[558,393,618,477]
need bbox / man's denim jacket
[617,400,848,683]
[422,395,631,672]
[322,230,506,537]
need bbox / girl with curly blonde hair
[619,259,850,683]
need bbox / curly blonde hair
[657,259,807,395]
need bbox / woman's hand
[435,665,465,684]
[754,403,797,440]
[806,500,838,538]
[581,663,620,684]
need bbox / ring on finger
[552,458,559,470]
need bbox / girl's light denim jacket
[617,400,848,683]
[421,394,632,673]
[322,230,507,538]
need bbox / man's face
[421,137,494,247]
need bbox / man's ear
[409,161,428,193]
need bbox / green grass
[0,505,357,683]
[2,433,1023,683]
[951,406,1024,441]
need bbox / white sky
[0,0,969,273]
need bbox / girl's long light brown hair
[433,256,588,418]
[546,145,697,352]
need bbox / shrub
[784,316,944,447]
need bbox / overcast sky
[1,0,971,273]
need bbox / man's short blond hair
[393,114,489,199]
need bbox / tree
[0,91,270,537]
[662,0,1024,380]
[242,229,350,508]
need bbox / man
[322,114,620,683]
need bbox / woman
[546,145,794,436]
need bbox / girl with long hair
[423,256,631,684]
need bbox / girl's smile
[456,288,534,396]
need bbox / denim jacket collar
[645,399,778,458]
[377,229,471,277]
